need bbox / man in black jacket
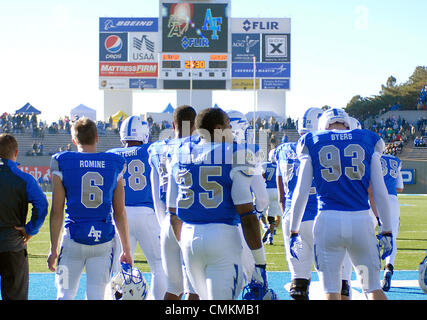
[0,133,48,300]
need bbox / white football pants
[55,228,116,300]
[180,222,244,300]
[313,210,382,294]
[126,206,166,300]
[160,214,195,296]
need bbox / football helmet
[296,107,323,135]
[418,252,427,294]
[227,110,250,144]
[242,280,278,300]
[111,263,149,300]
[242,266,278,300]
[349,116,362,130]
[317,108,351,131]
[119,115,150,144]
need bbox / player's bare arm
[47,174,65,272]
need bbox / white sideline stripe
[284,279,421,300]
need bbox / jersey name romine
[51,151,126,244]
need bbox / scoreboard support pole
[176,90,213,112]
[103,90,133,121]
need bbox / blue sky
[1,0,426,122]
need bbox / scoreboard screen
[162,2,228,53]
[160,53,229,81]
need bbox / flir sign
[232,18,291,34]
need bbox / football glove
[377,233,393,260]
[289,234,303,260]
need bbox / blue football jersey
[148,135,201,205]
[380,154,401,196]
[147,138,172,205]
[108,144,154,209]
[50,151,126,244]
[170,141,257,226]
[262,161,277,189]
[276,142,318,221]
[299,129,384,212]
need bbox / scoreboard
[159,1,230,89]
[160,53,228,80]
[98,1,291,91]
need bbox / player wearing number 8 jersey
[108,115,166,300]
[48,117,132,300]
[289,108,393,300]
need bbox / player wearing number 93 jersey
[108,115,166,300]
[289,108,393,300]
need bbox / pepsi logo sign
[99,33,127,62]
[105,35,123,53]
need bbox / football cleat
[119,115,150,144]
[296,107,323,135]
[381,270,393,292]
[289,278,310,300]
[111,263,149,300]
[418,252,427,294]
[317,108,351,131]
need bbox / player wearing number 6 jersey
[108,116,166,300]
[167,108,269,300]
[48,117,132,300]
[289,108,393,300]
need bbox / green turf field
[27,194,427,273]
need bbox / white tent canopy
[70,104,97,121]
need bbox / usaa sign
[232,18,291,34]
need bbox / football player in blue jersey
[108,116,166,300]
[288,108,393,300]
[275,107,323,300]
[227,110,269,289]
[369,152,404,291]
[47,117,132,300]
[261,147,281,246]
[166,108,270,300]
[148,105,199,300]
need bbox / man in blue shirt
[108,116,166,300]
[48,117,132,300]
[0,133,48,300]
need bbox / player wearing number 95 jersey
[108,116,166,300]
[289,108,393,300]
[167,108,269,300]
[48,117,133,300]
